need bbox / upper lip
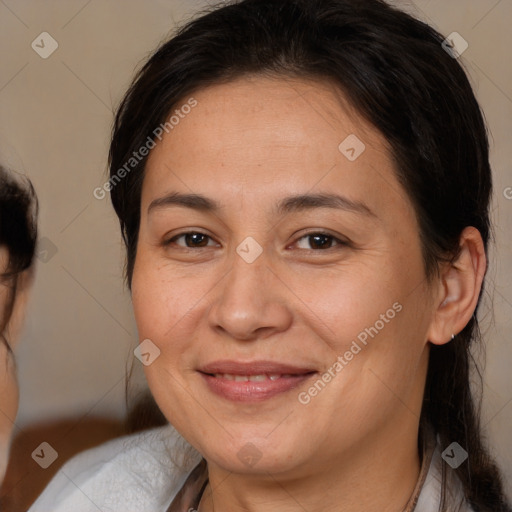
[199,360,316,376]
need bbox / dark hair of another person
[0,166,38,348]
[108,1,511,510]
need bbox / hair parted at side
[108,1,510,509]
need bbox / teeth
[248,375,267,382]
[212,373,285,381]
[214,373,234,380]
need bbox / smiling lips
[199,360,317,402]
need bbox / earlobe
[427,226,487,346]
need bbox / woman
[31,0,511,510]
[0,166,37,482]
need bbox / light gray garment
[29,425,474,512]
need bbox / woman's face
[132,77,438,476]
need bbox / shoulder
[29,425,202,512]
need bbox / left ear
[427,226,487,345]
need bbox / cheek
[289,254,430,399]
[0,350,19,477]
[131,252,217,375]
[132,266,202,338]
[287,263,406,344]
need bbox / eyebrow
[276,193,376,217]
[148,192,376,218]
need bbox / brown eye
[184,233,209,247]
[308,234,334,249]
[295,232,346,250]
[166,232,217,248]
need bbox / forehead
[149,76,381,164]
[142,76,412,221]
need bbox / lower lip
[200,373,316,402]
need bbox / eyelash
[163,231,348,251]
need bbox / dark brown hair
[0,166,38,347]
[109,1,510,509]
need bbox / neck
[198,422,421,512]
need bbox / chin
[202,436,306,476]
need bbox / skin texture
[131,76,486,512]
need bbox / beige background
[1,0,511,499]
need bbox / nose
[208,251,293,342]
